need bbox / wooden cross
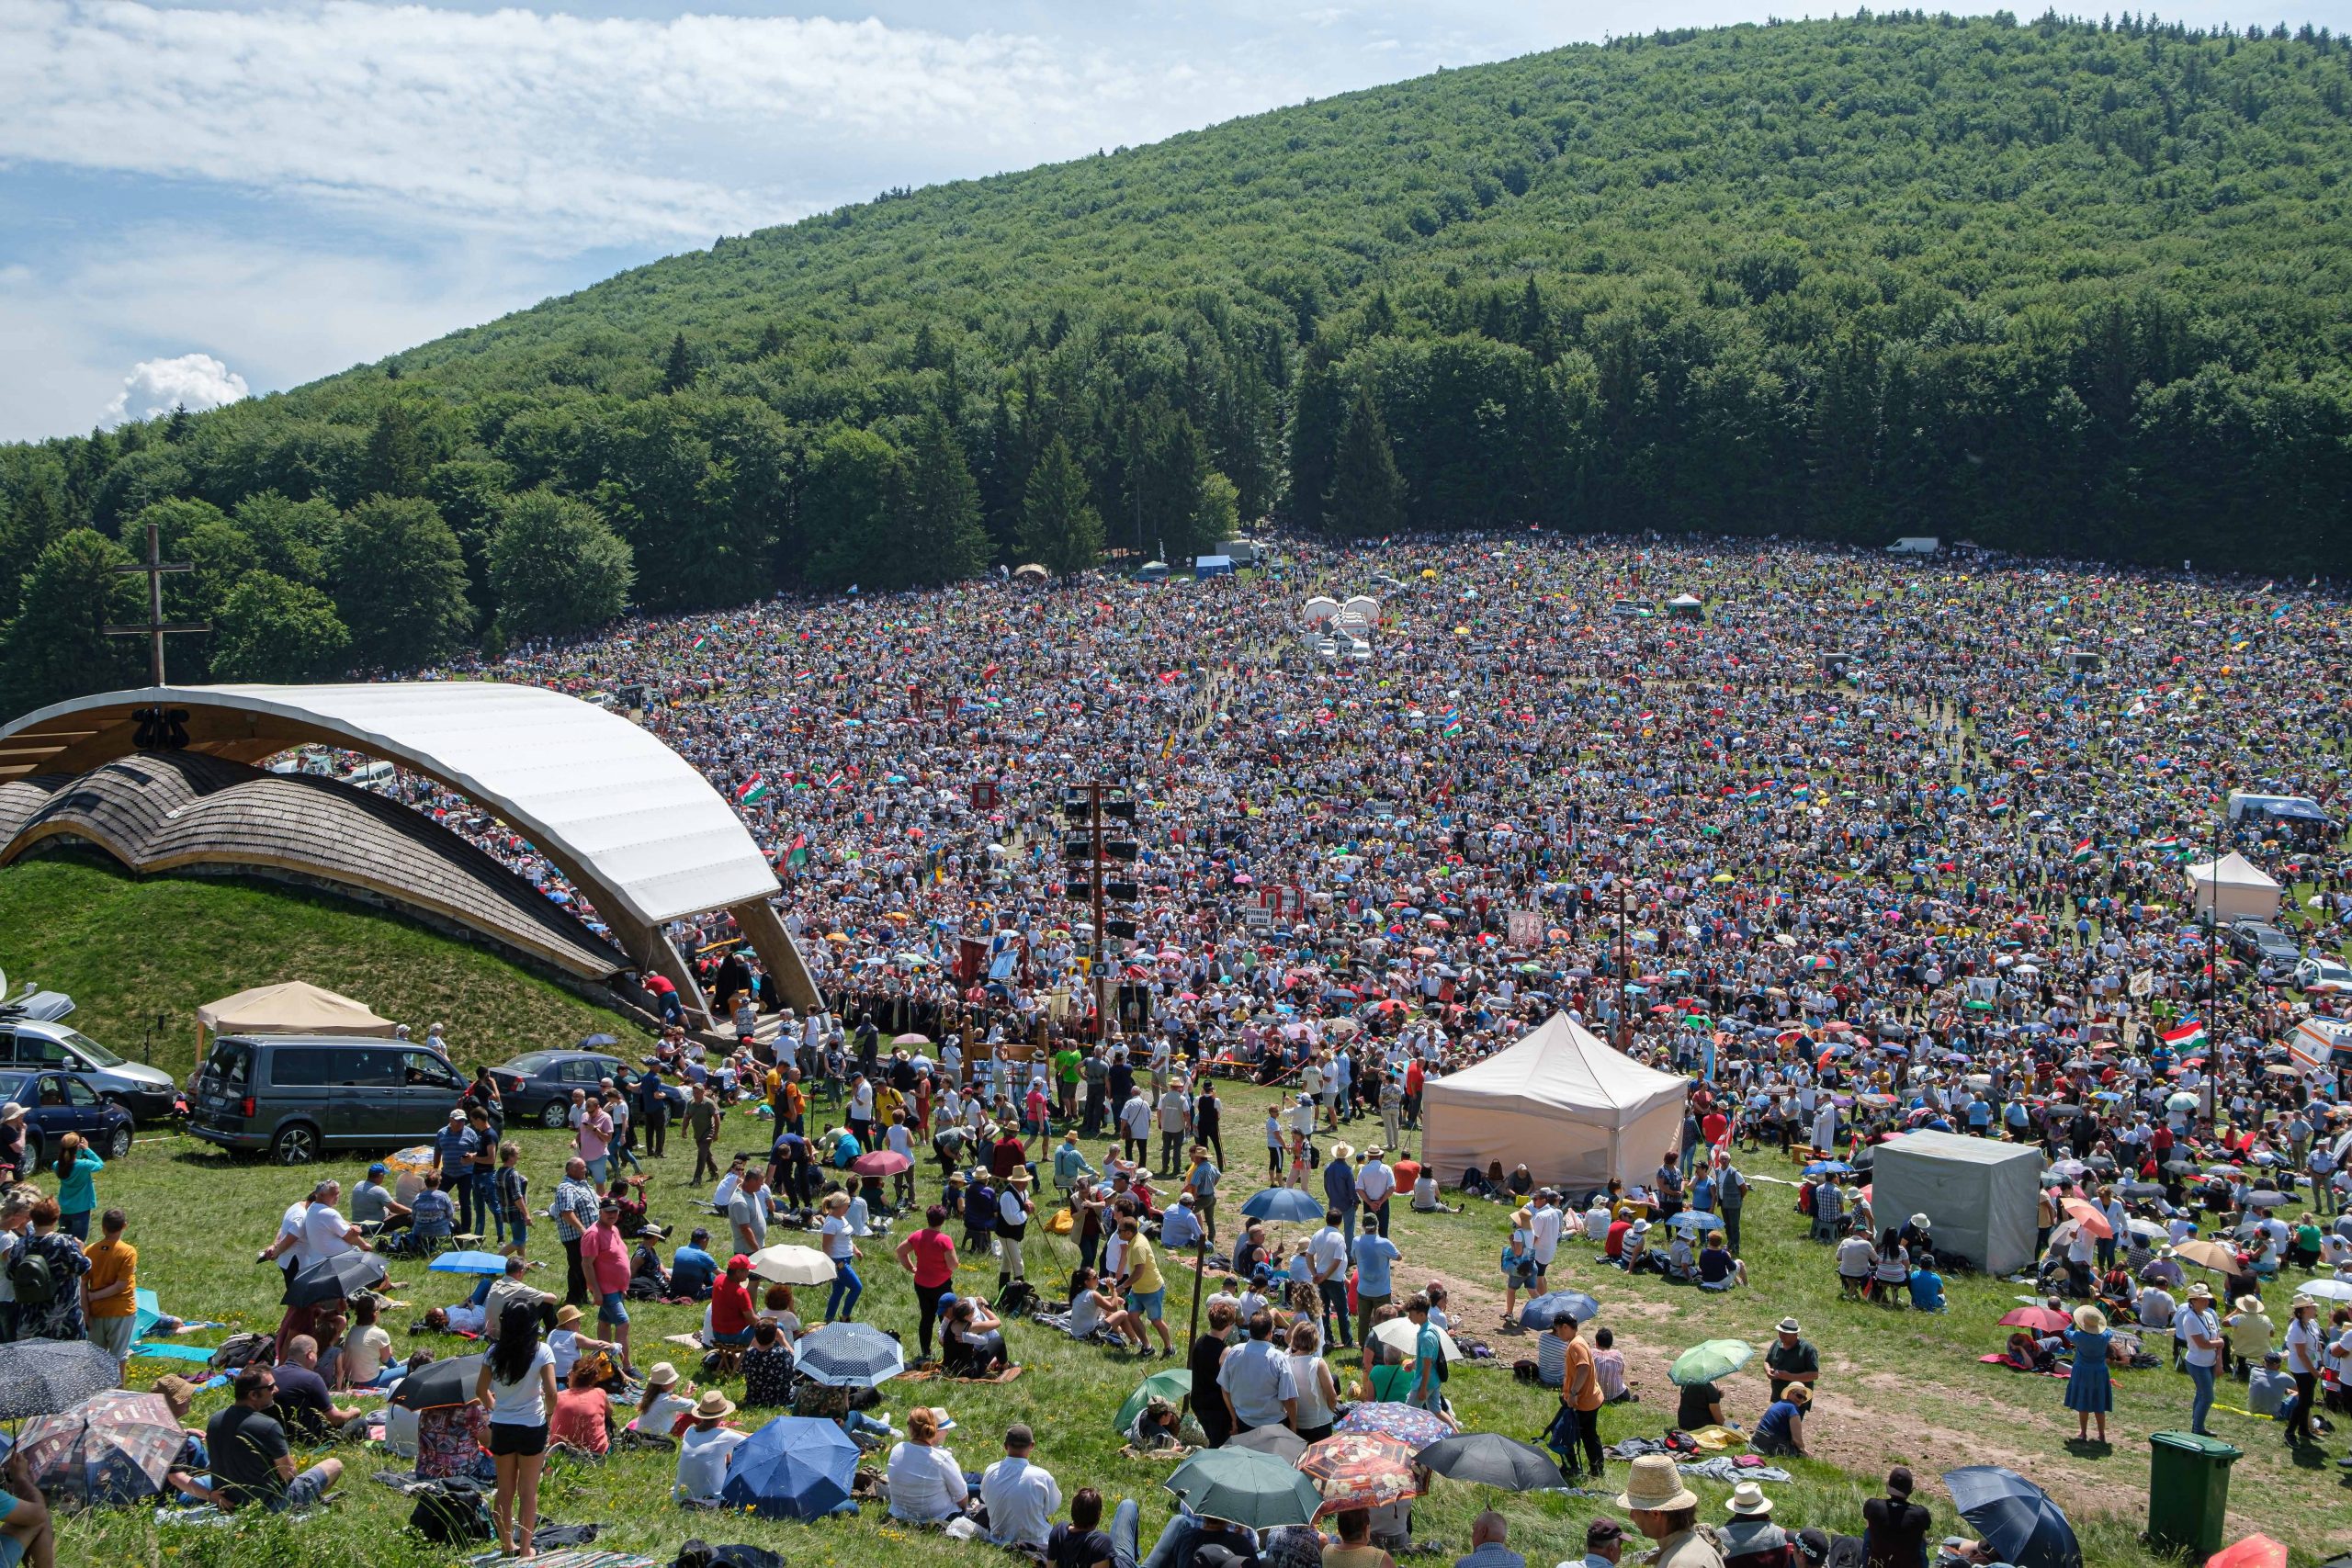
[105,518,209,685]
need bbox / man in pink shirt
[581,1197,636,1376]
[576,1099,614,1186]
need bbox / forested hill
[6,11,2352,709]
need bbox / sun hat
[2073,1304,2107,1333]
[1728,1482,1774,1517]
[1330,1144,1354,1161]
[1010,1169,1032,1185]
[1777,1316,1803,1335]
[555,1304,582,1327]
[2185,1280,2215,1302]
[1908,1213,1930,1228]
[644,1362,680,1389]
[2234,1295,2264,1314]
[1616,1452,1699,1513]
[693,1389,736,1420]
[0,1105,21,1125]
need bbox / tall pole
[1091,780,1109,1043]
[1615,875,1630,1054]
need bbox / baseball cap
[368,1162,388,1178]
[727,1254,752,1272]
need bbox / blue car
[0,1068,137,1165]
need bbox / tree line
[6,10,2352,712]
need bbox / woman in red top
[549,1361,610,1456]
[710,1256,761,1347]
[895,1204,960,1364]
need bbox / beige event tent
[1419,1012,1690,1190]
[2186,851,2280,922]
[197,982,397,1039]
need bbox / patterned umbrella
[1301,1433,1420,1517]
[1334,1401,1453,1453]
[793,1321,905,1388]
[0,1340,127,1420]
[19,1391,180,1505]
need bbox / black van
[187,1035,468,1164]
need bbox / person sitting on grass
[943,1296,1010,1378]
[549,1360,612,1458]
[1663,1228,1700,1283]
[741,1320,797,1409]
[1749,1383,1809,1459]
[0,1444,53,1568]
[1699,1231,1746,1292]
[1905,1253,1946,1313]
[1059,1266,1147,1349]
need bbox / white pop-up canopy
[197,982,397,1038]
[1419,1013,1689,1191]
[2186,851,2280,921]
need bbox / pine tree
[1285,350,1345,532]
[361,402,431,499]
[1328,388,1408,537]
[662,333,696,393]
[897,410,989,586]
[1018,435,1104,580]
[0,529,144,711]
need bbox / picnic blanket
[1978,1354,2068,1380]
[462,1547,650,1568]
[899,1364,1025,1385]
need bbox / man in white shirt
[1216,1311,1297,1433]
[978,1424,1061,1549]
[1119,1092,1153,1168]
[1357,1152,1396,1238]
[1530,1192,1566,1287]
[2179,1283,2223,1436]
[1310,1213,1352,1348]
[1157,1085,1193,1177]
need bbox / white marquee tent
[2186,851,2280,921]
[1419,1013,1689,1190]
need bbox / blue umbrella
[1803,1160,1855,1178]
[1240,1187,1326,1223]
[428,1250,509,1276]
[720,1416,859,1519]
[1941,1467,2080,1568]
[1667,1210,1723,1233]
[1517,1291,1600,1330]
[794,1321,905,1388]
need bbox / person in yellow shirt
[83,1207,138,1370]
[1114,1217,1173,1357]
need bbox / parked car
[489,1050,627,1128]
[2229,920,2300,967]
[0,1069,136,1164]
[2298,954,2352,990]
[187,1034,469,1164]
[0,1009,177,1122]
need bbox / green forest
[6,10,2352,711]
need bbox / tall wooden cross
[105,518,209,685]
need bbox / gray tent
[1870,1130,2042,1275]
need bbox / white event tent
[1419,1012,1690,1190]
[2186,851,2280,921]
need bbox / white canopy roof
[2187,851,2278,890]
[197,981,396,1037]
[0,682,780,928]
[1420,1013,1690,1187]
[1667,592,1703,607]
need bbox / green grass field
[0,857,628,1080]
[1,863,2328,1566]
[51,1083,2331,1568]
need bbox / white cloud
[100,352,249,427]
[0,1,1324,250]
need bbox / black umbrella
[1419,1432,1561,1491]
[0,1340,123,1420]
[285,1250,386,1308]
[1942,1466,2081,1568]
[388,1354,482,1411]
[1517,1292,1600,1331]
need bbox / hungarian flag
[691,634,711,652]
[786,833,808,869]
[2069,837,2094,863]
[2162,1019,2208,1050]
[735,773,768,805]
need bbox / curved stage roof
[0,682,780,932]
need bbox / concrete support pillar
[732,897,824,1014]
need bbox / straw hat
[555,1304,582,1328]
[1010,1169,1033,1186]
[644,1362,680,1389]
[1777,1317,1804,1335]
[1330,1144,1354,1162]
[1616,1452,1699,1514]
[2234,1295,2264,1314]
[1728,1482,1775,1517]
[2073,1304,2107,1333]
[0,1104,21,1125]
[2185,1282,2214,1303]
[692,1389,736,1420]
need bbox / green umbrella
[1668,1339,1755,1386]
[1165,1447,1323,1529]
[1114,1368,1192,1434]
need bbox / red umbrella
[1999,1306,2072,1334]
[2208,1537,2286,1568]
[2061,1198,2112,1239]
[1300,1433,1420,1517]
[852,1150,911,1177]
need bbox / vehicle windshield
[51,1027,123,1067]
[503,1052,561,1071]
[0,1073,28,1103]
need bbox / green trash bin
[2147,1430,2240,1556]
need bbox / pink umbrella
[2061,1198,2112,1238]
[852,1150,912,1177]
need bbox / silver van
[187,1034,468,1164]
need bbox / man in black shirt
[205,1367,344,1513]
[1860,1467,1932,1568]
[1675,1378,1726,1432]
[269,1335,365,1441]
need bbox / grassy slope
[51,1073,2332,1568]
[0,857,627,1081]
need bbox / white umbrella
[1369,1318,1463,1363]
[2295,1279,2352,1303]
[747,1245,838,1285]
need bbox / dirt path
[1415,1264,2300,1549]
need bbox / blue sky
[5,0,2346,442]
